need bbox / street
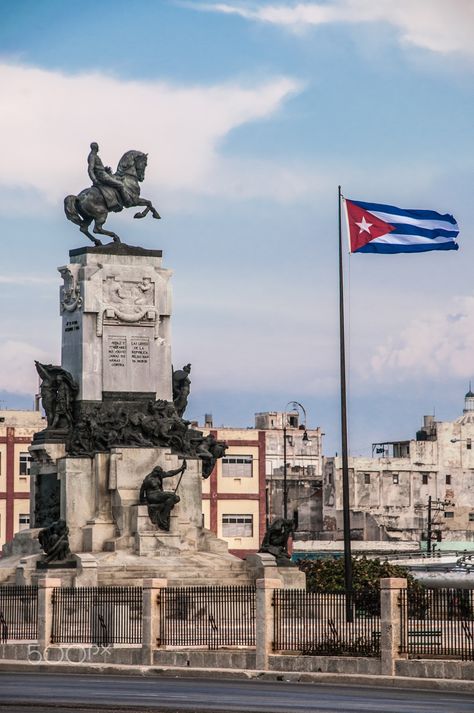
[0,672,473,713]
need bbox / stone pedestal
[60,245,172,403]
[247,552,306,589]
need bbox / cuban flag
[345,199,459,254]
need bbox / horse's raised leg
[93,217,121,243]
[133,198,161,220]
[80,220,102,246]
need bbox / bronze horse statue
[64,149,160,244]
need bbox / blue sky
[1,0,473,455]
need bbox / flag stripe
[349,199,458,225]
[371,232,456,246]
[388,224,459,239]
[369,210,458,232]
[356,241,459,254]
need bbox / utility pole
[427,495,432,554]
[417,496,454,554]
[283,424,288,520]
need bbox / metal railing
[400,588,474,660]
[160,586,256,649]
[51,587,142,645]
[273,589,381,657]
[0,586,38,642]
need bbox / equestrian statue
[64,142,161,244]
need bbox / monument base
[36,559,77,570]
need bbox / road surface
[0,672,472,713]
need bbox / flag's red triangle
[345,200,395,252]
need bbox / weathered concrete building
[323,390,474,544]
[255,411,323,539]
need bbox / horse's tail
[64,195,83,226]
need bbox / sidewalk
[0,658,473,695]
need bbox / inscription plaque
[103,329,153,394]
[131,337,150,365]
[108,336,127,367]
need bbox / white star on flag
[355,216,372,234]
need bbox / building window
[19,452,32,476]
[364,473,370,485]
[392,473,399,485]
[446,474,451,485]
[222,515,253,537]
[222,455,253,478]
[444,511,454,519]
[469,513,474,522]
[422,473,429,485]
[18,513,30,530]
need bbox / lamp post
[282,401,309,520]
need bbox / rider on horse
[87,142,129,212]
[64,143,160,244]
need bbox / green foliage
[298,555,422,593]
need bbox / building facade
[202,410,323,557]
[0,410,45,551]
[202,426,266,559]
[323,390,474,544]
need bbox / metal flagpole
[338,186,353,601]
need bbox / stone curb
[0,659,473,695]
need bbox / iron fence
[400,588,474,660]
[0,585,38,642]
[273,589,381,657]
[51,587,142,645]
[160,586,256,648]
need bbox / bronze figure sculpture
[35,362,78,430]
[64,143,161,244]
[139,459,187,531]
[38,519,72,563]
[172,364,192,417]
[259,518,295,566]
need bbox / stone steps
[97,559,253,586]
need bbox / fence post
[256,578,282,671]
[380,577,407,676]
[37,578,61,655]
[142,578,167,666]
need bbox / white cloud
[370,295,474,381]
[0,341,53,395]
[194,1,474,57]
[0,62,305,209]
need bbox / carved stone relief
[59,266,83,313]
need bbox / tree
[299,555,421,593]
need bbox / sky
[0,0,473,455]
